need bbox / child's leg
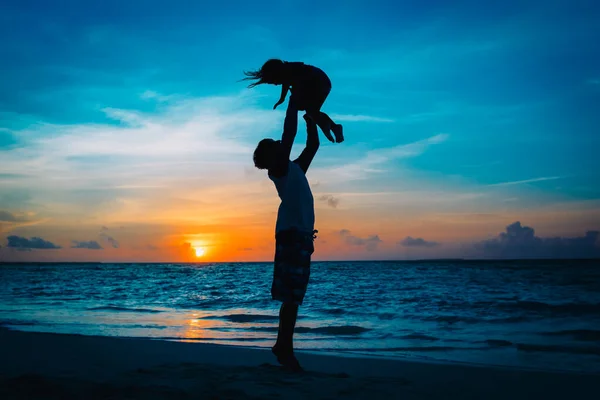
[329,113,344,143]
[306,111,344,143]
[305,110,335,143]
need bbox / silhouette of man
[252,103,319,371]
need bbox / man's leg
[271,231,312,371]
[275,302,299,354]
[273,302,302,371]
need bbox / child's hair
[242,59,285,88]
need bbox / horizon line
[1,257,599,265]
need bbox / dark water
[1,260,600,372]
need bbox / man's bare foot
[280,354,304,372]
[271,345,284,365]
[332,124,344,143]
[272,345,303,372]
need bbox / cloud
[0,210,44,233]
[140,90,176,102]
[487,176,562,187]
[473,221,600,259]
[0,211,20,222]
[0,92,281,220]
[318,195,340,208]
[330,114,395,123]
[100,233,120,249]
[325,133,449,180]
[399,236,440,248]
[7,235,61,250]
[339,229,382,251]
[71,240,103,250]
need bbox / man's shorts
[271,229,316,305]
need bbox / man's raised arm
[280,102,299,161]
[269,103,299,178]
[294,115,320,174]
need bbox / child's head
[242,59,285,88]
[253,138,281,169]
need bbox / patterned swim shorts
[271,229,316,305]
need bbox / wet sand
[1,328,598,399]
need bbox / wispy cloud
[7,235,61,250]
[339,229,383,251]
[0,92,282,220]
[323,133,449,180]
[330,114,394,123]
[72,240,103,250]
[0,211,24,222]
[140,90,177,102]
[100,233,120,249]
[398,236,439,248]
[318,194,340,208]
[487,176,562,187]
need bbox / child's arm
[273,84,290,109]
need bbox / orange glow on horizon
[194,247,206,257]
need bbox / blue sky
[1,0,599,261]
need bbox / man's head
[253,138,282,170]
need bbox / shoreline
[4,324,599,376]
[1,327,598,399]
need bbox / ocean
[1,260,599,373]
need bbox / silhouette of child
[242,59,344,144]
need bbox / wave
[345,346,460,352]
[497,301,600,315]
[152,336,267,342]
[201,314,279,323]
[176,299,228,309]
[416,314,531,324]
[295,326,371,335]
[480,339,513,347]
[119,324,168,330]
[401,333,439,341]
[420,315,481,324]
[376,313,397,320]
[209,324,371,335]
[487,316,530,323]
[86,306,163,313]
[321,308,346,315]
[0,319,39,326]
[538,329,600,342]
[517,343,600,356]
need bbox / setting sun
[194,247,205,258]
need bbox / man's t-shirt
[269,160,315,234]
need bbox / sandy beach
[1,328,598,399]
